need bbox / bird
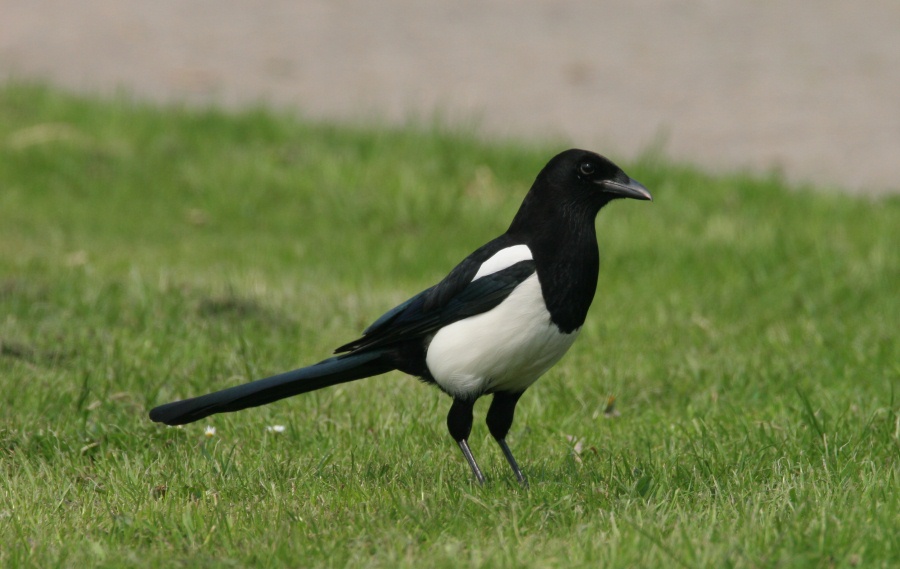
[149,148,652,485]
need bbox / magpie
[149,149,651,485]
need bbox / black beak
[598,178,653,201]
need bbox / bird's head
[507,149,651,238]
[539,149,652,206]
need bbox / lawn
[0,84,898,568]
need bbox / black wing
[335,236,534,354]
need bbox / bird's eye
[579,162,595,176]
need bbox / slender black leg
[456,439,485,485]
[447,397,485,484]
[486,391,528,486]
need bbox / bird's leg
[447,397,485,484]
[457,439,485,485]
[486,391,528,487]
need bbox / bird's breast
[424,273,579,399]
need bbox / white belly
[425,273,579,398]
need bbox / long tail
[148,350,394,425]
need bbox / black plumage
[149,149,651,485]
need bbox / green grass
[1,83,898,568]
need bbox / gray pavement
[2,0,899,194]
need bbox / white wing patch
[472,244,533,281]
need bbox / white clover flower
[266,425,286,433]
